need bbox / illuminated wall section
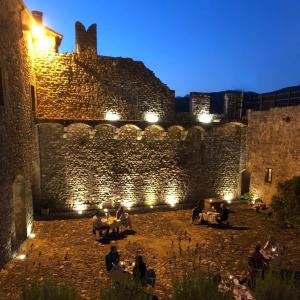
[37,122,246,213]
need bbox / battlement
[37,121,245,142]
[75,22,97,56]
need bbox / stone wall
[33,49,174,122]
[37,122,245,212]
[0,0,36,267]
[247,106,300,204]
[190,92,211,116]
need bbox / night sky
[25,0,300,96]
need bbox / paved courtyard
[0,205,300,300]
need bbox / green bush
[272,176,300,228]
[100,282,149,300]
[21,281,81,300]
[253,270,300,300]
[172,270,233,300]
[240,192,254,203]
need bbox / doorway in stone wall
[11,175,27,251]
[241,170,250,195]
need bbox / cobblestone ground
[0,205,300,300]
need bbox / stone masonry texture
[247,106,300,204]
[0,0,36,267]
[37,122,246,212]
[1,0,300,269]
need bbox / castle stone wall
[37,122,245,212]
[0,0,36,267]
[33,51,175,121]
[247,106,300,204]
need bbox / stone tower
[75,22,97,56]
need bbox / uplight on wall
[144,112,159,123]
[105,111,120,121]
[166,194,179,207]
[224,192,234,203]
[197,113,213,124]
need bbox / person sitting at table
[92,211,110,238]
[133,255,147,286]
[105,245,120,271]
[116,205,132,230]
[116,205,124,219]
[216,203,229,224]
[192,200,204,224]
[248,244,268,288]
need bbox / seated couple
[105,246,156,288]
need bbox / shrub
[253,270,300,300]
[240,192,254,204]
[21,281,81,300]
[272,176,300,228]
[99,282,149,300]
[172,270,233,300]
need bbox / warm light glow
[122,199,134,210]
[150,205,154,209]
[74,203,86,214]
[31,24,45,38]
[104,208,108,213]
[224,192,234,203]
[34,36,53,53]
[166,194,179,207]
[105,111,120,121]
[272,247,276,252]
[27,224,33,237]
[198,113,213,124]
[17,254,26,260]
[144,112,159,123]
[29,233,36,239]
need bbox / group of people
[105,245,156,288]
[92,205,132,238]
[192,199,230,225]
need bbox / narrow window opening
[0,68,5,106]
[30,85,36,111]
[265,168,272,183]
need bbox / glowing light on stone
[145,112,159,123]
[198,113,213,124]
[122,199,134,210]
[27,224,33,237]
[29,233,36,239]
[31,24,45,38]
[166,194,178,207]
[74,203,86,214]
[105,111,120,121]
[17,254,26,260]
[224,192,234,203]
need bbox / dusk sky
[26,0,300,96]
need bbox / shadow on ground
[99,229,136,244]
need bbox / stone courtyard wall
[33,52,175,121]
[0,0,36,267]
[247,106,300,205]
[37,122,245,212]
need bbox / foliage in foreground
[253,270,300,300]
[99,281,149,300]
[21,281,81,300]
[240,192,254,203]
[272,176,300,228]
[172,270,233,300]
